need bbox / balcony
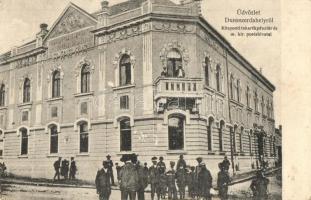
[154,77,203,100]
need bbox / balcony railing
[154,77,203,99]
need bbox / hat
[190,166,195,170]
[120,154,130,162]
[106,154,111,158]
[170,161,175,166]
[151,156,157,161]
[144,162,147,165]
[159,156,164,160]
[196,157,203,161]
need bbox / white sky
[0,0,281,125]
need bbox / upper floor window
[239,127,244,152]
[120,118,131,151]
[254,91,258,112]
[0,84,5,106]
[81,65,90,93]
[261,96,265,114]
[50,125,58,154]
[246,86,250,107]
[166,49,184,78]
[120,95,129,110]
[23,78,31,103]
[52,71,61,98]
[79,122,89,153]
[20,128,28,155]
[204,57,210,86]
[216,65,221,92]
[119,55,132,86]
[230,75,234,99]
[237,79,241,102]
[266,100,270,117]
[168,115,185,150]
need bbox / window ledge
[46,154,60,158]
[17,102,33,108]
[166,150,187,155]
[230,99,243,107]
[207,151,216,155]
[215,91,225,98]
[113,84,135,91]
[74,91,94,98]
[247,107,253,112]
[218,151,226,155]
[0,106,8,110]
[76,153,90,157]
[18,155,28,158]
[46,97,64,102]
[116,151,134,155]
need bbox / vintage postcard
[0,0,300,199]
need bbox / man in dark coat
[53,157,61,181]
[157,156,166,170]
[95,161,111,200]
[69,157,77,180]
[149,157,159,200]
[106,154,115,186]
[217,162,231,200]
[120,154,139,200]
[176,154,186,170]
[250,170,270,200]
[166,161,177,200]
[135,155,148,200]
[222,156,230,172]
[194,157,203,198]
[198,163,213,200]
[63,159,70,180]
[176,164,186,199]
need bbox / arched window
[23,78,31,103]
[246,86,250,107]
[119,55,132,86]
[204,57,210,86]
[207,117,213,151]
[216,65,221,92]
[237,79,241,102]
[240,127,244,152]
[0,84,5,106]
[50,125,58,154]
[52,71,61,98]
[168,115,184,150]
[79,122,89,153]
[167,49,183,78]
[230,75,234,99]
[81,65,90,93]
[120,118,131,151]
[20,128,28,155]
[233,126,237,153]
[219,121,224,152]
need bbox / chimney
[101,0,109,11]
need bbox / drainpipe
[225,51,235,174]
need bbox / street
[0,176,281,200]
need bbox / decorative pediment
[46,3,97,40]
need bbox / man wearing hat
[166,161,177,200]
[119,154,139,200]
[250,170,270,200]
[106,154,115,186]
[217,162,231,200]
[95,160,111,200]
[149,157,159,200]
[198,162,213,200]
[133,154,148,200]
[176,154,187,170]
[194,157,203,198]
[222,156,230,172]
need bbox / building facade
[0,0,279,181]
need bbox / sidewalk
[0,167,281,191]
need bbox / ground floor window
[219,122,224,151]
[207,118,213,151]
[168,115,184,150]
[50,125,58,154]
[120,118,131,151]
[79,122,89,153]
[20,128,28,155]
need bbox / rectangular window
[51,107,58,118]
[21,130,28,155]
[120,96,129,110]
[22,111,29,121]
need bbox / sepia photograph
[0,0,286,199]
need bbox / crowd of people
[53,157,77,181]
[95,154,234,200]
